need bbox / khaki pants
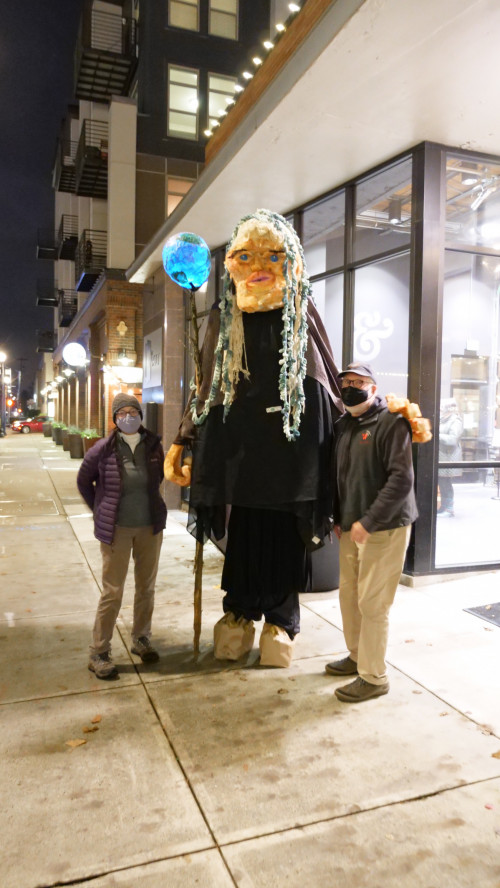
[91,525,163,655]
[338,526,411,685]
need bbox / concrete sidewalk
[1,432,499,888]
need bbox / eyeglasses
[116,409,140,418]
[340,377,372,389]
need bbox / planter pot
[62,429,70,451]
[69,433,84,459]
[42,422,52,437]
[83,436,102,454]
[53,427,64,445]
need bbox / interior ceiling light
[242,71,253,80]
[461,171,479,186]
[275,22,286,31]
[289,3,300,11]
[387,198,402,224]
[204,129,212,137]
[234,83,244,92]
[218,109,227,117]
[252,56,263,66]
[212,120,220,128]
[225,97,235,105]
[263,40,274,49]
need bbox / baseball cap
[338,362,377,384]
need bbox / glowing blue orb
[162,232,211,290]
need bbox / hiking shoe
[335,676,389,703]
[88,651,118,680]
[325,656,358,676]
[131,636,160,663]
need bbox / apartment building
[36,0,271,432]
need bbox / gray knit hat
[112,393,143,422]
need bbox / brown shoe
[335,676,389,703]
[325,656,358,676]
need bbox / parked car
[11,415,50,434]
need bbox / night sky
[0,1,84,394]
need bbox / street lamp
[0,350,7,437]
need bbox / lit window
[167,177,194,216]
[169,0,199,31]
[208,73,238,128]
[168,66,199,140]
[209,0,238,40]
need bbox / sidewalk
[1,432,499,888]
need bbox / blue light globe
[162,232,211,290]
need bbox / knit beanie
[112,393,143,422]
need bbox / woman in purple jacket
[77,394,167,679]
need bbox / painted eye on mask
[238,253,249,261]
[269,253,279,262]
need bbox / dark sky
[0,1,84,393]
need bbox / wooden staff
[188,286,203,657]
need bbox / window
[169,0,199,31]
[355,159,412,263]
[168,66,199,140]
[208,73,238,128]
[167,177,194,216]
[302,191,345,276]
[209,0,238,40]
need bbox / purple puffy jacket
[77,428,167,544]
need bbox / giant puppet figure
[165,209,343,666]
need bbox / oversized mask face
[225,220,302,313]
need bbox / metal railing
[36,229,58,260]
[76,229,107,280]
[52,139,77,192]
[75,121,108,197]
[36,283,59,308]
[57,215,78,260]
[79,7,137,57]
[36,330,57,353]
[58,290,79,327]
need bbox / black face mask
[341,385,371,407]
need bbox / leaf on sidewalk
[82,726,99,734]
[91,715,102,724]
[491,750,500,759]
[65,739,87,748]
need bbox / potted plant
[61,425,71,451]
[81,428,103,454]
[42,420,52,437]
[68,425,84,459]
[51,421,65,445]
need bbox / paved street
[1,432,500,887]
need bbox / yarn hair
[190,209,311,441]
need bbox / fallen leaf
[491,751,500,759]
[485,803,494,810]
[65,739,87,748]
[404,639,415,643]
[91,715,102,724]
[439,711,449,717]
[277,688,289,695]
[412,690,422,695]
[82,726,99,734]
[288,677,296,681]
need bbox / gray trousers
[91,525,163,655]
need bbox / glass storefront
[182,143,500,574]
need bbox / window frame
[167,64,200,141]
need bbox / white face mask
[116,414,141,434]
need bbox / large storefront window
[311,274,343,365]
[353,254,410,396]
[355,158,412,263]
[302,191,345,276]
[436,248,500,567]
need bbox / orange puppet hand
[386,394,433,444]
[164,444,192,487]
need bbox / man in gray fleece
[325,362,418,703]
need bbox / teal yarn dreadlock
[190,209,311,441]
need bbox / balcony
[53,140,77,193]
[36,331,57,353]
[36,283,59,308]
[58,290,79,327]
[75,3,138,102]
[57,216,78,260]
[75,120,108,198]
[36,216,78,261]
[75,229,107,291]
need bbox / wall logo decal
[354,311,394,361]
